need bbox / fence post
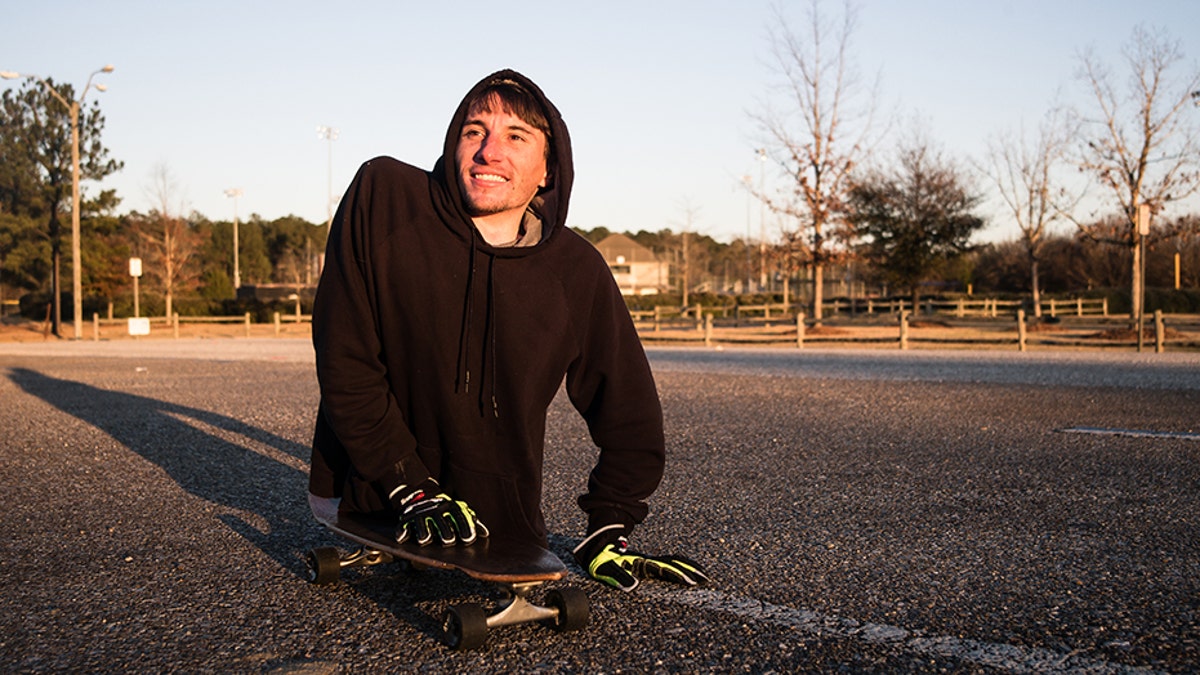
[654,306,661,332]
[1017,309,1027,352]
[695,304,702,331]
[274,312,281,336]
[1103,297,1109,316]
[1155,310,1165,353]
[1076,297,1083,316]
[92,313,99,341]
[899,310,909,350]
[244,312,252,337]
[704,314,713,346]
[173,313,180,339]
[796,312,806,349]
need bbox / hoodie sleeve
[566,250,666,535]
[311,160,431,499]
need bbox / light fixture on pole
[224,188,243,291]
[316,125,339,226]
[1,65,114,339]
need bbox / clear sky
[4,0,1200,244]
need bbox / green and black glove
[390,479,489,546]
[573,524,710,592]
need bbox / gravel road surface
[1,340,1197,673]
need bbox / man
[309,69,707,592]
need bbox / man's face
[455,100,549,222]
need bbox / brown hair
[465,78,554,169]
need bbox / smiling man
[309,70,708,592]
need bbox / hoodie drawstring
[455,227,500,419]
[455,228,477,397]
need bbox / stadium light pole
[316,125,339,226]
[224,188,244,291]
[757,148,768,291]
[1,65,114,339]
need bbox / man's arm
[312,160,430,498]
[565,256,665,534]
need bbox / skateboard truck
[305,543,589,650]
[441,580,588,651]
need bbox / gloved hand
[390,479,489,546]
[573,525,710,592]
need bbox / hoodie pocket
[446,463,545,545]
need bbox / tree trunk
[1031,259,1042,318]
[1130,238,1141,324]
[51,246,61,338]
[812,263,825,325]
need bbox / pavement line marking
[1058,426,1200,441]
[644,586,1161,674]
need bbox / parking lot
[1,340,1197,673]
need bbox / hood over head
[435,69,574,250]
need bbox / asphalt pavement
[0,340,1197,673]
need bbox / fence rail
[630,296,1110,325]
[634,308,1200,353]
[88,311,311,340]
[68,300,1197,353]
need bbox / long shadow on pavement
[6,366,504,643]
[7,366,317,570]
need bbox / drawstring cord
[455,228,477,396]
[487,255,499,418]
[455,226,499,418]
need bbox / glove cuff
[586,506,637,537]
[388,477,440,511]
[573,523,628,567]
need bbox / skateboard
[306,493,589,650]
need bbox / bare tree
[1074,25,1200,320]
[134,164,199,318]
[752,0,879,323]
[983,108,1081,316]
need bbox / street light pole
[1,65,114,339]
[224,188,244,291]
[316,125,339,227]
[757,148,768,292]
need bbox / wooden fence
[89,311,311,340]
[633,307,1200,353]
[630,297,1109,327]
[77,297,1198,353]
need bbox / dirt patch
[806,325,850,336]
[1090,326,1184,341]
[1025,321,1069,333]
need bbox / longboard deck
[309,493,566,583]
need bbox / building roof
[594,233,660,264]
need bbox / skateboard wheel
[306,547,342,585]
[442,603,488,651]
[545,587,589,632]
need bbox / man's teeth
[477,174,507,183]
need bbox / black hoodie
[309,70,665,546]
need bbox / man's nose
[476,135,503,162]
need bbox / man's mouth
[473,173,508,184]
